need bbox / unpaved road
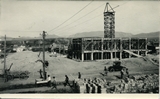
[0,51,159,93]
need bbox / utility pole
[42,31,47,80]
[4,35,6,81]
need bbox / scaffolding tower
[104,3,115,38]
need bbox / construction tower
[104,3,115,38]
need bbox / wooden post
[42,31,46,80]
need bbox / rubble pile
[112,74,159,93]
[78,73,159,93]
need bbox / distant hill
[133,31,160,38]
[0,36,13,41]
[69,31,160,38]
[0,34,60,41]
[69,31,133,38]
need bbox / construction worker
[4,70,8,82]
[51,76,57,89]
[64,75,70,87]
[104,66,107,71]
[120,69,124,79]
[105,68,108,76]
[78,72,81,79]
[38,69,43,78]
[47,75,51,87]
[126,68,129,78]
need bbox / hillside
[69,31,160,38]
[0,34,60,41]
[69,31,133,38]
[133,31,160,38]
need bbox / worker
[51,76,57,89]
[64,75,70,87]
[105,68,108,76]
[126,68,129,78]
[78,72,81,79]
[104,66,107,71]
[120,69,124,79]
[47,75,51,87]
[4,70,8,82]
[38,69,43,78]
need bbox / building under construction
[68,3,148,62]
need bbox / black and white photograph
[0,0,159,96]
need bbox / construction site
[0,2,159,94]
[68,3,148,62]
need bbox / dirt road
[0,51,159,93]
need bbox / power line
[56,5,120,33]
[55,2,129,35]
[0,30,41,32]
[52,3,105,32]
[48,0,94,32]
[60,13,102,32]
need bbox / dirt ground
[0,51,159,92]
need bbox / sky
[0,0,160,37]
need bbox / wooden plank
[123,50,142,57]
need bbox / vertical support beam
[110,52,113,59]
[114,39,117,59]
[91,52,93,61]
[81,38,84,62]
[119,38,122,60]
[107,40,109,50]
[81,53,84,62]
[101,38,103,59]
[114,39,116,50]
[145,38,147,55]
[91,38,93,61]
[111,38,113,59]
[137,38,139,55]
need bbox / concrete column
[81,38,84,62]
[91,52,93,61]
[120,52,122,60]
[138,51,140,56]
[110,52,113,59]
[101,52,103,59]
[91,38,94,61]
[101,38,103,50]
[81,53,84,62]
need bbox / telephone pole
[42,31,47,80]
